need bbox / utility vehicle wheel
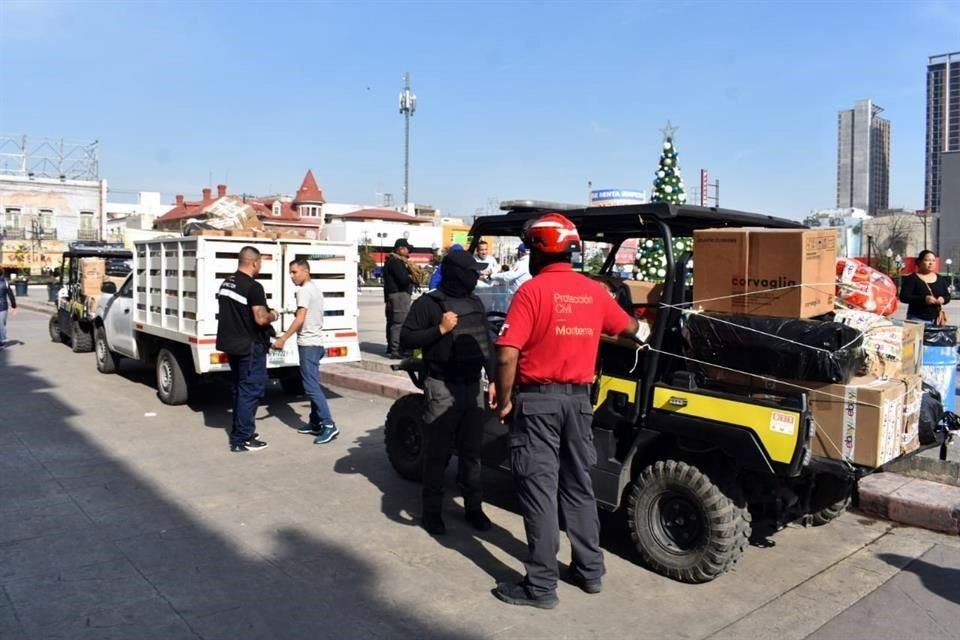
[157,347,190,405]
[626,459,751,583]
[70,320,93,353]
[385,393,426,482]
[280,375,304,396]
[808,495,852,527]
[94,328,118,374]
[49,316,62,343]
[806,475,854,527]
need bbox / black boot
[465,506,492,531]
[422,512,446,536]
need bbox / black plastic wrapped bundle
[922,325,958,347]
[684,313,866,384]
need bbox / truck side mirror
[101,281,117,295]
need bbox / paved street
[2,307,960,640]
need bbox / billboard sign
[590,189,647,207]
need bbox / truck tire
[70,320,94,353]
[385,393,426,482]
[49,316,63,343]
[626,460,751,584]
[156,347,190,405]
[94,328,118,374]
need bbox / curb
[13,299,54,315]
[323,363,418,400]
[858,472,960,534]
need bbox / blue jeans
[229,342,268,446]
[299,345,335,427]
[0,309,7,343]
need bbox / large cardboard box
[693,228,837,318]
[623,280,663,305]
[900,321,924,376]
[704,369,909,467]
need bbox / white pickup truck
[93,235,360,404]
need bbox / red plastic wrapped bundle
[835,258,899,316]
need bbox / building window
[80,211,95,230]
[39,208,53,229]
[4,207,21,229]
[272,201,281,217]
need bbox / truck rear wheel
[157,347,190,405]
[626,459,751,583]
[49,316,63,343]
[385,393,426,482]
[94,328,118,374]
[70,320,93,353]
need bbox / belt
[516,383,591,395]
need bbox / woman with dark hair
[899,249,951,324]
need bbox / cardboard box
[78,257,105,278]
[900,321,924,376]
[693,228,837,318]
[703,369,909,467]
[623,281,663,305]
[901,374,922,456]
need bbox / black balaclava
[439,257,479,297]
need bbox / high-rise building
[836,99,890,215]
[925,51,960,216]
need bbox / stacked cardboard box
[79,257,106,297]
[694,227,921,467]
[705,368,921,467]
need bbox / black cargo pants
[421,376,486,515]
[509,386,603,597]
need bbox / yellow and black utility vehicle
[384,201,942,583]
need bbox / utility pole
[399,72,417,206]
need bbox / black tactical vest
[425,290,491,371]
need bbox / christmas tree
[636,123,691,282]
[651,122,686,205]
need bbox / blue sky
[1,1,957,220]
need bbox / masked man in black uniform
[400,250,498,535]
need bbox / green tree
[358,246,376,280]
[651,123,687,205]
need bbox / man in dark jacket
[400,250,498,535]
[384,238,417,359]
[216,246,278,453]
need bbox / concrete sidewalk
[20,295,960,538]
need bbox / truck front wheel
[94,328,119,373]
[156,347,190,405]
[626,459,751,583]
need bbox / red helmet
[522,212,581,254]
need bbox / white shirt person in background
[474,240,500,287]
[491,244,531,296]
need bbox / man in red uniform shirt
[493,212,640,609]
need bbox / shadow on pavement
[0,351,478,639]
[334,427,527,584]
[878,552,960,606]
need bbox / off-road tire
[49,316,62,343]
[808,495,852,527]
[70,320,93,353]
[94,328,118,374]
[385,393,426,482]
[156,347,190,405]
[626,459,751,583]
